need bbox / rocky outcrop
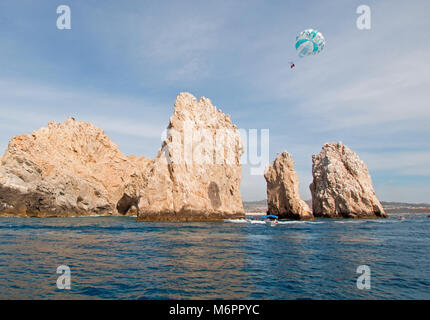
[0,117,150,217]
[310,142,386,218]
[137,92,245,221]
[264,152,313,220]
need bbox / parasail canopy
[295,29,325,58]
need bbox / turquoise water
[0,214,429,299]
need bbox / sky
[0,0,429,203]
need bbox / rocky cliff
[264,152,313,220]
[0,117,150,217]
[310,142,386,218]
[137,92,245,221]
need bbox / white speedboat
[265,220,278,227]
[261,215,278,226]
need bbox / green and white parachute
[295,29,325,58]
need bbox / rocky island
[137,92,245,221]
[0,117,150,217]
[264,152,313,220]
[310,142,387,218]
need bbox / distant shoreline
[243,200,430,215]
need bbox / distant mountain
[243,200,430,214]
[380,201,430,208]
[380,201,430,214]
[242,200,267,213]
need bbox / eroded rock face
[137,92,245,221]
[264,152,313,220]
[0,118,150,217]
[310,142,386,218]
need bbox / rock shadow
[116,194,138,215]
[208,182,222,210]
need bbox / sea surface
[0,213,429,299]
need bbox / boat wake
[224,219,325,225]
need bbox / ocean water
[0,214,429,299]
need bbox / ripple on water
[0,215,429,299]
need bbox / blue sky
[0,0,429,202]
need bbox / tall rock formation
[264,152,313,220]
[0,118,150,217]
[137,92,245,221]
[310,142,386,218]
